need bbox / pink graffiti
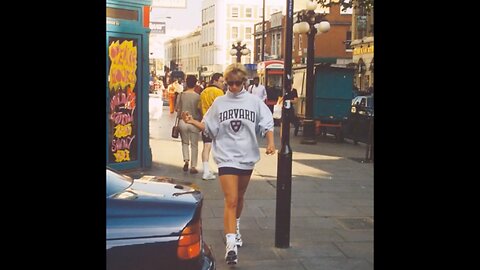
[110,92,127,111]
[109,44,119,59]
[110,111,134,125]
[111,135,136,152]
[110,91,136,111]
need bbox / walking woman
[176,75,201,174]
[181,63,275,265]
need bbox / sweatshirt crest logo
[230,120,242,132]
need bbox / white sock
[236,218,240,234]
[203,162,210,174]
[226,233,236,245]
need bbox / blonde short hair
[223,63,247,81]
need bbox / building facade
[292,4,353,66]
[200,0,285,76]
[253,4,352,65]
[350,3,374,92]
[177,27,201,77]
[253,11,285,62]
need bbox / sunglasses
[226,80,243,87]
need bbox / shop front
[107,0,152,170]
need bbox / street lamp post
[293,1,331,145]
[262,0,265,61]
[275,0,294,249]
[230,38,250,63]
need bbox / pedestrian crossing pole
[275,0,294,249]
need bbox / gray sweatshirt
[202,88,274,170]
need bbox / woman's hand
[266,143,276,155]
[181,111,206,131]
[181,111,193,123]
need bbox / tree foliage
[316,0,374,14]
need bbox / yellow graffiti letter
[114,123,132,138]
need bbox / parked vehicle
[344,95,374,144]
[351,95,374,116]
[293,63,355,141]
[106,167,215,270]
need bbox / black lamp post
[293,1,331,144]
[230,38,250,63]
[262,0,265,61]
[275,0,294,249]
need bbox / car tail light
[177,221,201,260]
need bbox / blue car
[106,168,215,270]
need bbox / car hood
[107,177,202,240]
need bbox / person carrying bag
[175,76,202,174]
[171,116,180,138]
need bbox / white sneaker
[202,172,216,180]
[236,233,243,247]
[225,242,238,265]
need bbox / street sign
[150,22,166,34]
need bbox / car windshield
[106,168,133,197]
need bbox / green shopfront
[107,0,152,170]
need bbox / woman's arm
[181,111,205,131]
[291,89,299,104]
[265,130,276,155]
[291,96,298,104]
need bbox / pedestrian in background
[174,78,184,110]
[247,76,267,103]
[200,80,207,89]
[176,75,201,174]
[193,83,203,95]
[265,79,281,114]
[181,63,275,265]
[199,72,225,180]
[279,86,301,136]
[167,79,180,113]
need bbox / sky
[149,1,202,59]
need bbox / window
[292,34,296,52]
[356,6,368,39]
[274,33,281,57]
[345,31,352,51]
[245,27,252,39]
[271,33,278,56]
[232,7,239,18]
[270,33,282,57]
[255,38,261,61]
[232,27,238,39]
[107,7,138,21]
[298,35,303,56]
[246,8,252,18]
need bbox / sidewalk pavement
[132,105,373,270]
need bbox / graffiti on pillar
[108,38,138,163]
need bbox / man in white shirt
[171,78,184,113]
[247,77,267,102]
[174,79,184,94]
